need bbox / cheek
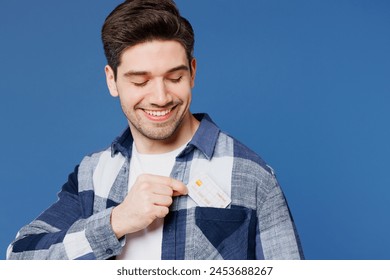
[119,99,130,115]
[183,89,193,105]
[174,85,192,101]
[117,88,140,107]
[118,95,135,113]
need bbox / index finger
[142,174,188,196]
[167,177,188,196]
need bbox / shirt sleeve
[6,166,123,260]
[256,174,304,260]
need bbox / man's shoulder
[82,146,112,161]
[217,131,275,176]
[80,127,132,164]
[78,146,120,174]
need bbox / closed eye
[132,80,149,87]
[169,76,182,83]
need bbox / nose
[149,79,172,106]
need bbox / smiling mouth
[143,108,172,117]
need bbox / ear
[105,65,119,97]
[190,58,197,88]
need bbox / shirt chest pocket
[191,207,257,260]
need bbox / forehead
[118,40,188,74]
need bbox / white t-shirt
[116,142,187,260]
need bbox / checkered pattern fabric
[7,114,304,260]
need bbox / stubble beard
[133,116,184,141]
[125,104,186,141]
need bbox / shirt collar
[111,113,220,160]
[111,127,133,158]
[188,113,220,160]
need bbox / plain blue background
[1,0,389,260]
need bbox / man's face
[106,40,196,143]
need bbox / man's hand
[110,174,188,239]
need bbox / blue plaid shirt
[7,114,304,260]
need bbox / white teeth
[144,109,171,117]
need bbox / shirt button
[106,248,113,255]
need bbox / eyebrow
[123,65,189,77]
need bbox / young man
[7,0,304,260]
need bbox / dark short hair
[102,0,195,77]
